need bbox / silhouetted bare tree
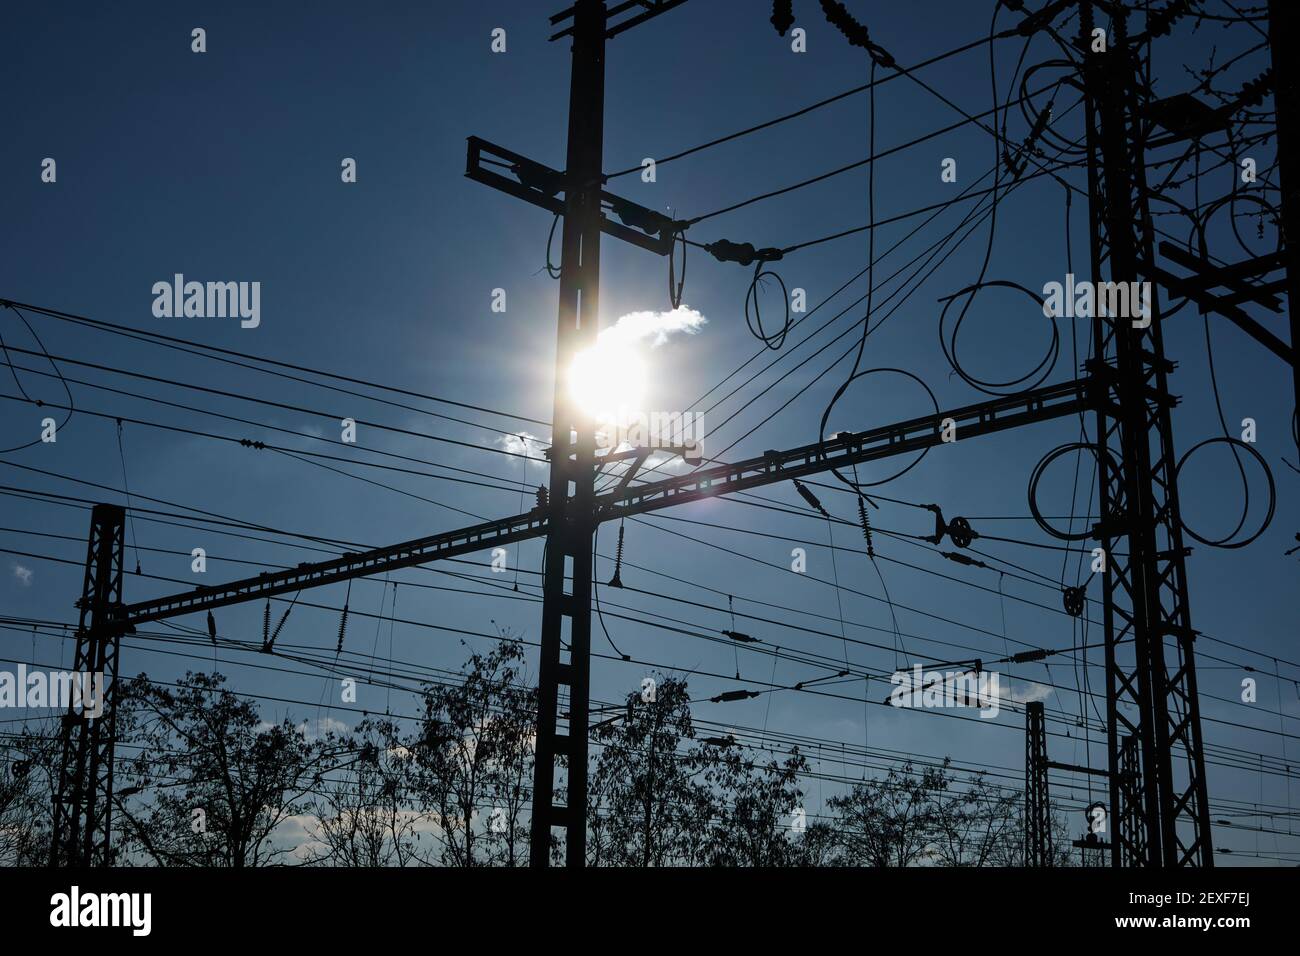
[701,747,809,866]
[587,675,713,866]
[407,639,535,867]
[307,716,426,867]
[0,722,56,866]
[828,759,951,866]
[114,672,335,866]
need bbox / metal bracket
[466,136,678,255]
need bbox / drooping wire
[744,263,791,349]
[544,213,562,279]
[819,368,941,494]
[699,109,1091,475]
[852,463,905,668]
[669,131,1065,474]
[1274,658,1293,820]
[368,573,391,687]
[997,571,1010,661]
[386,581,398,715]
[823,516,852,670]
[594,523,630,661]
[602,30,1004,183]
[513,437,530,591]
[114,419,143,574]
[938,277,1059,395]
[862,675,870,771]
[0,323,34,403]
[1174,437,1275,549]
[817,57,878,461]
[1054,142,1104,743]
[763,645,781,736]
[668,218,687,309]
[1057,178,1092,587]
[1192,138,1251,545]
[0,304,75,454]
[935,4,1024,399]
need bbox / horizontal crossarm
[124,377,1094,626]
[594,378,1094,519]
[124,511,550,625]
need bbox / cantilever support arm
[123,377,1095,627]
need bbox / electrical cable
[0,298,549,429]
[744,263,790,349]
[938,279,1060,395]
[0,304,75,453]
[1174,436,1276,549]
[114,419,143,575]
[601,29,1019,181]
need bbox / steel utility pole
[1024,701,1052,867]
[50,504,127,867]
[515,0,692,869]
[522,0,690,868]
[529,0,606,869]
[1080,2,1212,867]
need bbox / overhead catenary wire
[602,27,1025,181]
[0,299,550,430]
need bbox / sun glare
[568,339,647,423]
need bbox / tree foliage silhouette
[114,671,331,867]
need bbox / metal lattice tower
[50,503,127,867]
[1024,701,1053,867]
[1080,2,1213,867]
[1115,733,1146,865]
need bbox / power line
[0,299,550,430]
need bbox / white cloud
[644,451,690,471]
[599,305,707,349]
[12,564,32,587]
[296,716,349,742]
[1006,680,1052,704]
[496,431,545,457]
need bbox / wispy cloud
[12,564,32,587]
[645,450,690,471]
[1006,680,1052,704]
[599,305,706,348]
[495,431,545,457]
[296,716,349,742]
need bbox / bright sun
[569,339,647,422]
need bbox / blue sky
[1,0,1296,864]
